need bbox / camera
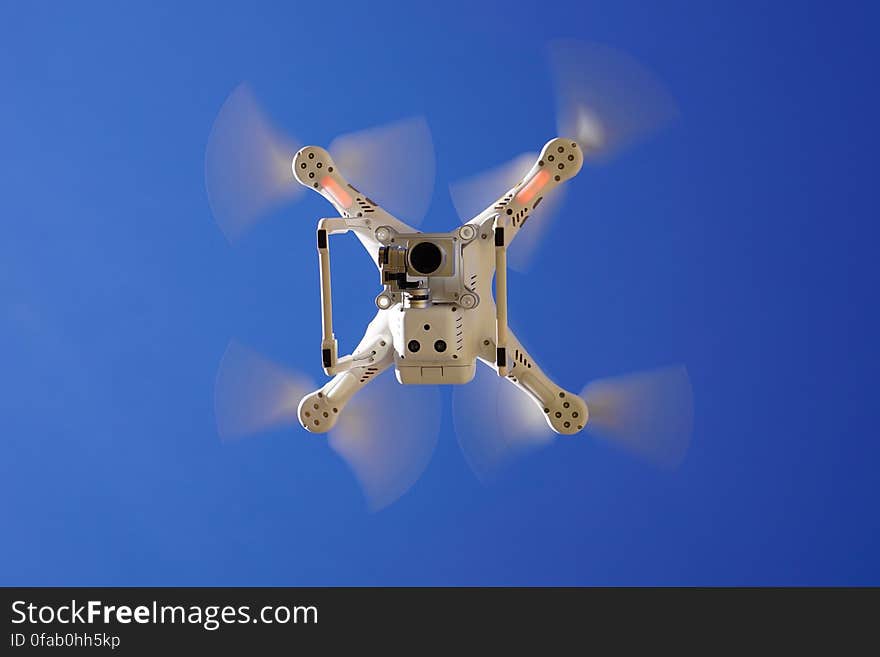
[378,235,456,290]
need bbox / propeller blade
[204,83,303,243]
[452,364,555,483]
[329,116,436,226]
[580,365,694,469]
[213,342,440,510]
[549,39,679,161]
[449,153,567,272]
[450,152,537,222]
[213,340,313,441]
[328,369,442,511]
[453,363,694,481]
[448,41,679,270]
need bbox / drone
[208,40,694,509]
[293,138,588,436]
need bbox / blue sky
[2,1,878,585]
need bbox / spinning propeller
[214,341,441,511]
[450,39,679,271]
[453,364,694,483]
[205,83,436,243]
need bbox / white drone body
[293,137,589,436]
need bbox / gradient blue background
[2,1,878,585]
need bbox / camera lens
[407,340,421,353]
[409,241,443,275]
[434,340,447,353]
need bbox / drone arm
[298,312,394,434]
[486,328,588,436]
[467,137,583,246]
[293,146,417,247]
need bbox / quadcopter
[293,138,588,436]
[208,40,694,508]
